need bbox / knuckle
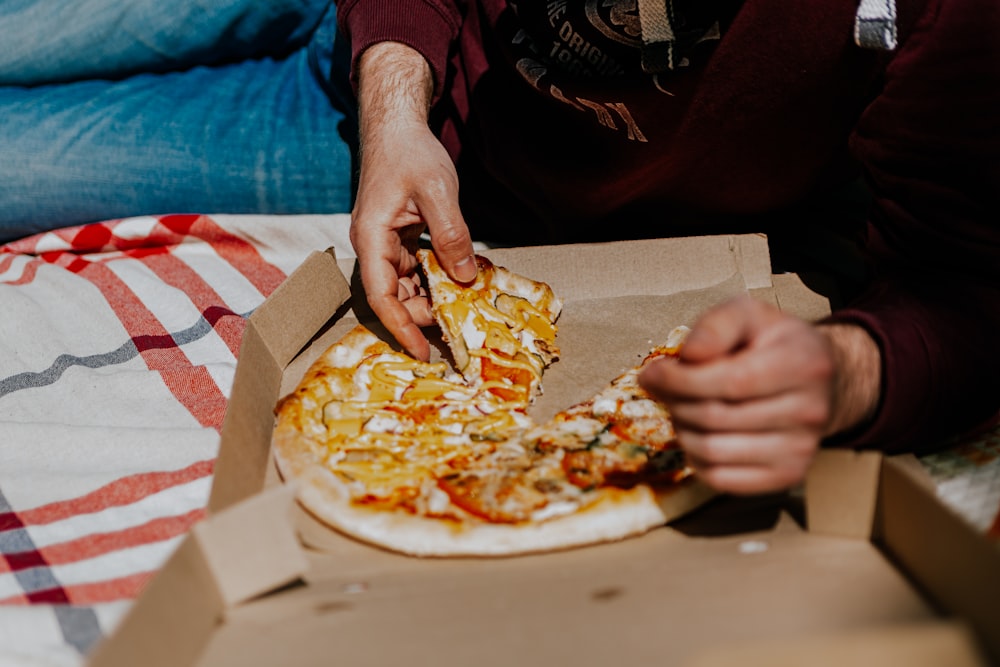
[434,226,470,255]
[808,351,836,383]
[785,434,820,464]
[722,365,753,399]
[676,428,704,454]
[434,224,465,247]
[701,400,732,428]
[799,399,831,429]
[422,173,458,203]
[680,400,726,432]
[692,434,725,464]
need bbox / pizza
[417,248,562,402]
[271,253,712,557]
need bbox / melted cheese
[468,347,539,375]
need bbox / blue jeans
[0,0,356,243]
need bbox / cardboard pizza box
[87,235,999,667]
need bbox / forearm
[335,0,460,101]
[358,42,434,157]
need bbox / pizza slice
[526,326,693,489]
[434,326,696,527]
[417,249,562,403]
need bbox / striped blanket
[0,213,996,666]
[0,214,352,666]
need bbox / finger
[397,275,427,301]
[667,391,831,434]
[677,430,818,468]
[397,274,434,327]
[680,296,777,363]
[400,294,435,328]
[360,257,432,361]
[686,460,810,496]
[641,330,832,403]
[419,190,477,283]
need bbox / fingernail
[454,255,477,282]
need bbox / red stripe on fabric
[0,257,43,286]
[2,222,116,256]
[153,214,201,234]
[158,366,230,429]
[4,460,213,529]
[43,251,235,425]
[45,252,189,369]
[71,223,115,251]
[1,549,46,573]
[76,215,285,298]
[0,572,153,605]
[0,505,73,605]
[65,571,155,604]
[118,244,246,357]
[0,591,29,605]
[25,587,69,604]
[66,217,189,254]
[1,509,204,573]
[158,215,287,296]
[0,505,53,599]
[0,235,40,255]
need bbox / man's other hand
[638,296,881,495]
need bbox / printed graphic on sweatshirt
[506,0,720,142]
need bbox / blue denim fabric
[0,0,356,243]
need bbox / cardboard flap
[483,234,772,301]
[249,248,351,368]
[878,456,1000,664]
[681,620,987,667]
[209,249,352,514]
[806,449,882,539]
[87,533,225,667]
[771,272,832,321]
[733,233,773,290]
[194,485,308,609]
[208,322,285,513]
[89,487,308,667]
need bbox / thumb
[432,227,477,284]
[422,195,477,283]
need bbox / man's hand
[638,296,881,495]
[350,42,477,361]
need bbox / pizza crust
[292,464,702,558]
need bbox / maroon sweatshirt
[336,0,1000,454]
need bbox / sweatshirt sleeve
[334,0,464,101]
[829,0,1000,453]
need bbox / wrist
[818,323,882,438]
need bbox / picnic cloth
[1,213,998,666]
[0,213,353,666]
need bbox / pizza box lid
[87,235,1000,666]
